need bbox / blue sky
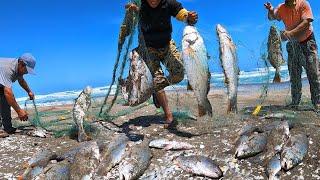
[0,0,319,97]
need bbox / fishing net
[99,0,142,118]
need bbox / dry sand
[0,81,319,179]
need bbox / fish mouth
[185,37,199,46]
[216,24,227,34]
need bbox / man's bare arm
[3,87,21,112]
[288,19,311,38]
[264,2,277,20]
[18,77,31,94]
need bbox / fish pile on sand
[13,85,315,179]
[18,123,223,180]
[235,120,309,180]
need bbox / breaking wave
[18,65,307,107]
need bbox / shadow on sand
[104,115,201,141]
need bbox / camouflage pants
[135,40,184,92]
[287,34,320,106]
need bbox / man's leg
[0,87,14,133]
[156,90,173,122]
[162,40,184,85]
[287,41,303,106]
[141,47,173,124]
[300,37,320,109]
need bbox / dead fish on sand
[235,133,267,159]
[267,25,285,83]
[182,25,212,117]
[266,153,281,180]
[216,24,240,113]
[263,121,290,178]
[70,141,100,180]
[261,111,296,120]
[73,86,92,142]
[19,149,57,179]
[281,133,309,171]
[119,140,152,180]
[262,120,293,134]
[238,124,262,136]
[57,141,98,163]
[26,127,50,138]
[265,121,290,155]
[174,155,223,179]
[119,50,153,106]
[96,134,129,176]
[37,160,70,180]
[149,138,194,150]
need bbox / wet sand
[1,81,319,179]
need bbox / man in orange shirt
[265,0,320,112]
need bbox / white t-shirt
[0,58,20,88]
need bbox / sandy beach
[1,81,319,179]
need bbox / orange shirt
[275,0,314,42]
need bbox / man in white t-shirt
[0,53,36,137]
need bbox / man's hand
[28,91,35,100]
[280,30,292,41]
[17,109,28,121]
[264,2,273,10]
[125,3,139,12]
[187,11,198,25]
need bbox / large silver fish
[70,141,100,179]
[267,26,285,83]
[174,155,223,179]
[119,50,153,107]
[281,133,309,171]
[19,149,57,179]
[216,24,240,113]
[96,134,129,176]
[149,138,194,150]
[118,140,152,180]
[235,133,267,159]
[182,25,212,117]
[73,86,92,142]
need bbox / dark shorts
[135,40,184,92]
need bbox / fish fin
[187,81,193,91]
[273,71,281,83]
[198,100,213,117]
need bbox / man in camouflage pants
[265,0,320,112]
[120,0,198,128]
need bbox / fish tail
[198,99,213,117]
[227,98,237,114]
[273,71,281,83]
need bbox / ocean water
[18,65,307,107]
